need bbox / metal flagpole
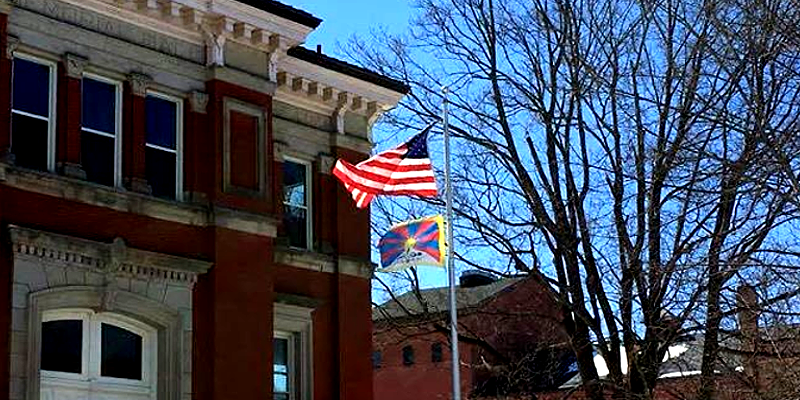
[442,87,461,400]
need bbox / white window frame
[282,157,313,250]
[273,330,296,400]
[10,52,57,172]
[144,90,184,201]
[274,303,313,400]
[81,73,123,188]
[40,309,157,399]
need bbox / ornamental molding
[127,72,153,96]
[5,35,19,60]
[8,225,212,285]
[26,0,403,119]
[63,52,89,79]
[187,90,209,113]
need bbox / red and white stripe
[333,145,438,208]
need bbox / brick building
[0,1,408,399]
[372,271,575,400]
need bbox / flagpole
[442,86,461,400]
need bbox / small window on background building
[372,351,382,369]
[273,334,292,400]
[431,342,443,363]
[11,56,55,171]
[402,345,414,366]
[82,76,120,186]
[283,159,311,249]
[145,93,181,200]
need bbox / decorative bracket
[63,53,89,79]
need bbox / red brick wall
[374,278,566,400]
[0,39,375,400]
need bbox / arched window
[40,309,157,400]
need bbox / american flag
[333,126,438,208]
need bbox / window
[372,351,382,369]
[11,54,56,171]
[402,345,415,366]
[283,159,312,249]
[39,310,156,399]
[145,92,183,200]
[431,342,443,363]
[274,302,313,400]
[273,332,293,400]
[81,75,121,187]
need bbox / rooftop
[234,0,322,28]
[373,277,524,321]
[287,46,411,94]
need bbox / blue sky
[286,1,455,300]
[288,0,412,60]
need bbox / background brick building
[373,271,574,400]
[0,0,408,399]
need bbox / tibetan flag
[378,215,445,272]
[332,124,438,209]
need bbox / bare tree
[356,0,800,399]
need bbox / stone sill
[0,163,278,237]
[274,246,374,279]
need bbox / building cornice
[21,0,404,123]
[8,225,213,285]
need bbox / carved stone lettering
[15,0,203,62]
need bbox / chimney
[737,285,760,380]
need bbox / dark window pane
[41,320,82,374]
[146,147,176,199]
[283,162,306,206]
[145,96,177,149]
[13,58,50,117]
[81,131,114,186]
[283,205,307,249]
[101,323,142,380]
[402,345,414,366]
[431,342,443,363]
[82,78,116,133]
[372,351,382,369]
[12,114,48,171]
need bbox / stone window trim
[27,287,178,400]
[8,225,212,284]
[145,89,185,201]
[222,97,268,198]
[10,51,58,172]
[274,302,314,400]
[282,156,313,250]
[7,225,211,400]
[81,71,124,188]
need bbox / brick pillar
[56,53,87,179]
[0,11,12,163]
[185,91,209,202]
[337,274,374,400]
[194,228,273,400]
[123,73,151,193]
[333,146,371,259]
[332,146,373,399]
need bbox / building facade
[0,1,407,399]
